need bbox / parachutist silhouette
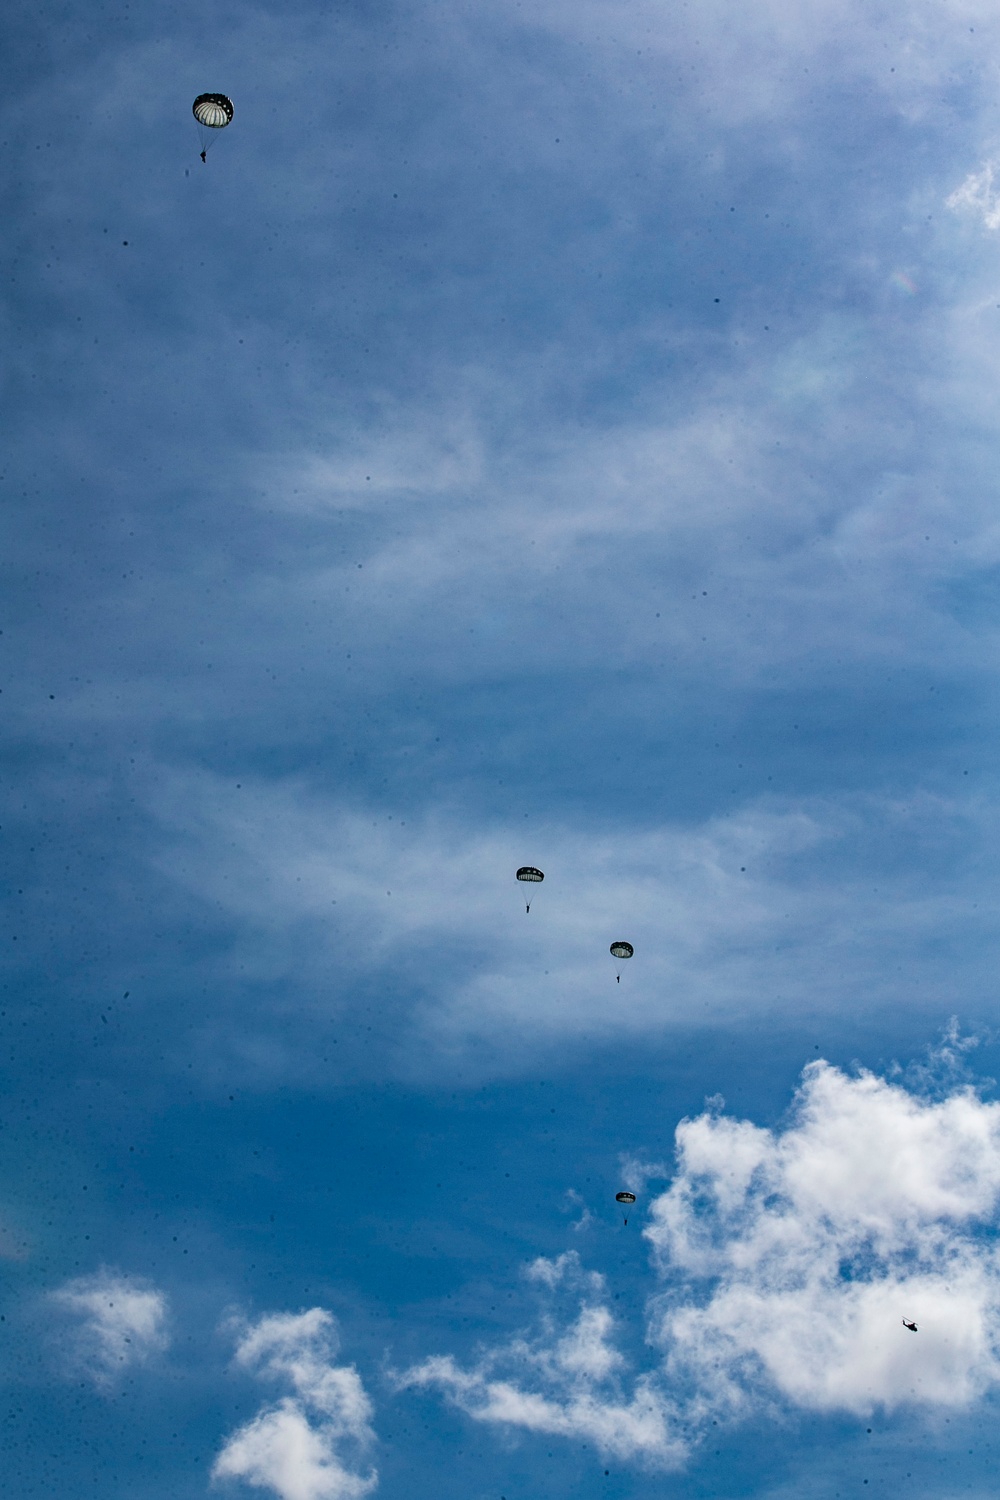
[902,1318,918,1332]
[200,150,207,162]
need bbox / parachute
[609,940,633,981]
[192,94,234,127]
[516,866,544,913]
[616,1190,637,1225]
[192,94,234,160]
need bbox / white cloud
[647,1060,1000,1416]
[214,1402,371,1500]
[50,1269,169,1387]
[947,162,1000,230]
[561,1189,595,1233]
[525,1250,604,1294]
[617,1155,669,1199]
[405,1061,1000,1467]
[264,348,1000,693]
[398,1251,685,1467]
[147,768,998,1083]
[213,1309,377,1500]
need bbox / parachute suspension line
[196,122,218,159]
[615,1191,636,1226]
[192,93,233,163]
[516,867,544,915]
[610,940,633,982]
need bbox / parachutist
[192,94,233,163]
[610,940,633,981]
[616,1191,636,1224]
[516,866,544,914]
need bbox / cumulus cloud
[213,1309,377,1500]
[648,1058,1000,1417]
[405,1061,1000,1466]
[49,1269,169,1387]
[398,1251,684,1467]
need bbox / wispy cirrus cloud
[213,1309,377,1500]
[143,767,999,1083]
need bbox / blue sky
[6,0,1000,1494]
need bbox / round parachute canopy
[192,93,234,128]
[516,867,544,884]
[609,941,634,960]
[615,1191,636,1205]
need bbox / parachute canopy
[615,1191,636,1205]
[516,867,544,884]
[192,93,234,128]
[609,941,634,960]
